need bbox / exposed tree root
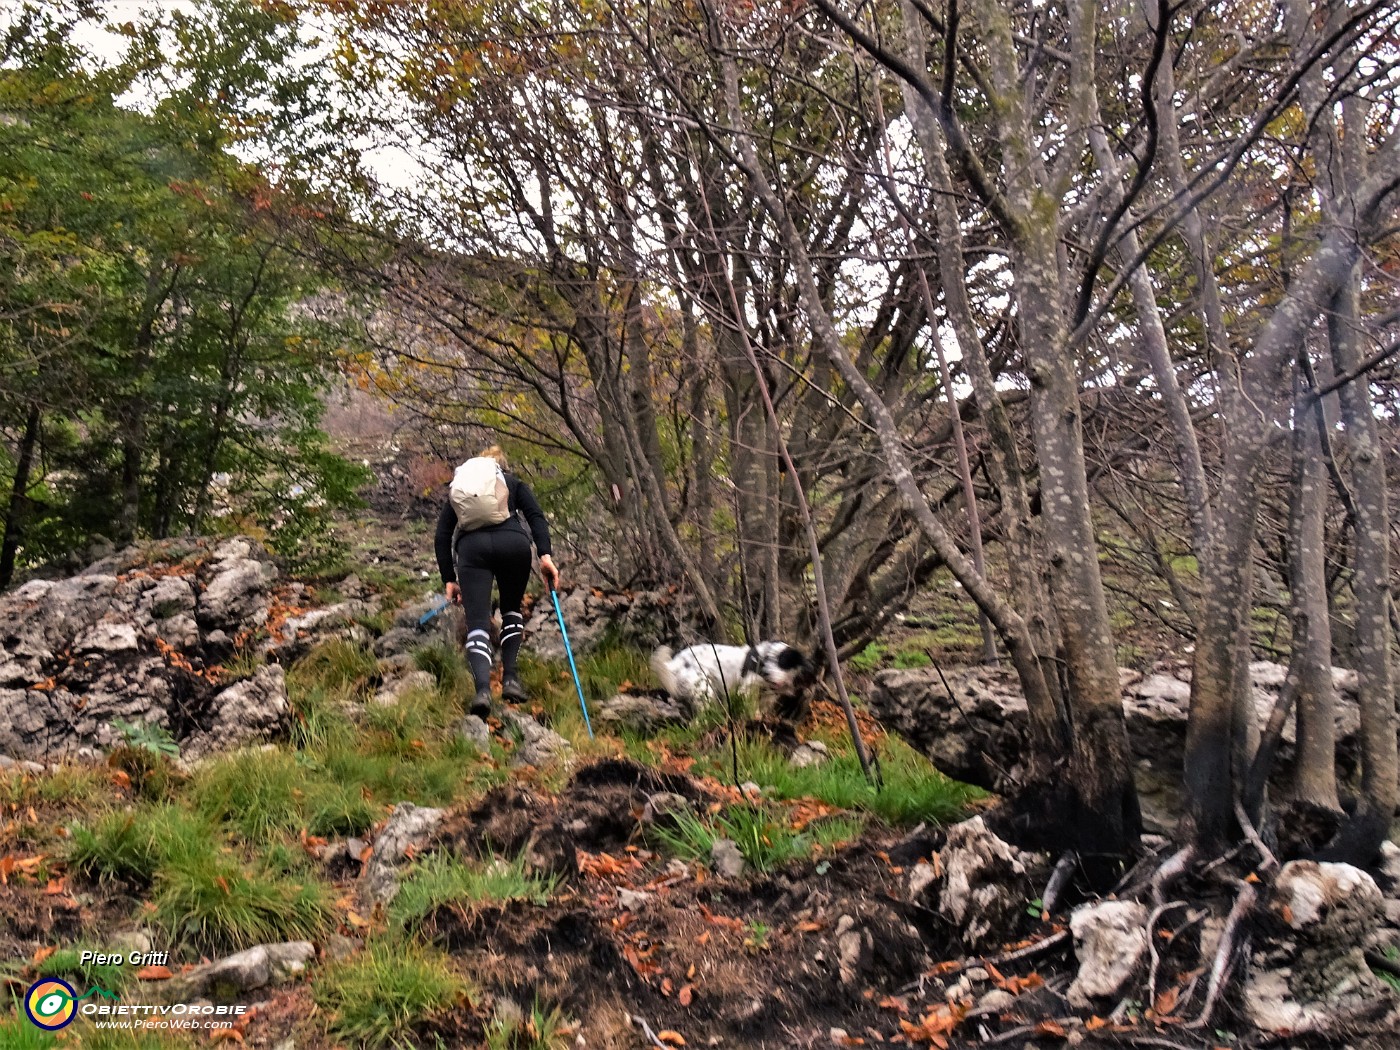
[1041,850,1078,915]
[1187,877,1256,1029]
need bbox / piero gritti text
[79,950,171,967]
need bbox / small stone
[739,781,761,797]
[493,996,524,1029]
[641,792,690,827]
[837,927,865,985]
[908,861,939,902]
[710,838,746,879]
[459,715,492,753]
[359,803,446,906]
[1380,840,1400,884]
[1067,900,1149,1007]
[828,1028,850,1044]
[975,988,1016,1015]
[109,929,154,956]
[790,741,830,768]
[618,888,653,910]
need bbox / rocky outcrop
[167,941,316,1000]
[359,803,446,907]
[1245,860,1399,1034]
[522,587,699,660]
[869,660,1367,831]
[938,816,1047,951]
[0,538,383,763]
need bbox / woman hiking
[435,446,559,717]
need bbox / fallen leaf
[679,984,694,1007]
[32,946,57,965]
[1154,986,1180,1016]
[656,1031,686,1046]
[1035,1019,1068,1037]
[136,965,174,980]
[44,877,67,895]
[207,1029,244,1043]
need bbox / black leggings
[455,527,532,689]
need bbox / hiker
[435,446,559,717]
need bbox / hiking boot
[501,676,528,704]
[469,687,493,719]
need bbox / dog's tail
[650,645,678,697]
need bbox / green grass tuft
[190,748,305,841]
[390,852,560,932]
[67,805,215,887]
[314,940,469,1048]
[150,849,330,955]
[1,763,109,807]
[36,947,133,993]
[484,998,576,1050]
[290,639,378,695]
[694,735,978,827]
[414,641,467,697]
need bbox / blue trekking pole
[548,582,594,738]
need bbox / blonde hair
[480,445,509,472]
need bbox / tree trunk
[1286,382,1341,811]
[0,404,41,590]
[1323,268,1397,863]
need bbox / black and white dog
[650,641,817,721]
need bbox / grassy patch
[484,999,576,1050]
[150,848,330,955]
[652,803,864,874]
[414,641,467,698]
[694,735,978,827]
[290,639,378,695]
[313,940,469,1049]
[287,681,356,751]
[67,805,215,887]
[1,763,110,807]
[0,1020,198,1048]
[36,946,133,993]
[218,646,266,682]
[190,748,304,841]
[390,852,560,932]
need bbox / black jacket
[435,472,552,583]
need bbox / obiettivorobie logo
[23,979,120,1030]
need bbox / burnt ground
[108,755,1386,1050]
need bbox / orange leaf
[1085,1016,1109,1031]
[137,965,174,980]
[208,1029,244,1043]
[111,770,132,790]
[1035,1020,1068,1037]
[32,946,57,965]
[44,877,67,895]
[679,984,694,1007]
[1154,986,1181,1016]
[656,1031,686,1046]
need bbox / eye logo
[25,978,78,1030]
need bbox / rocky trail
[2,532,1399,1049]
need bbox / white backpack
[449,457,511,531]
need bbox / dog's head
[752,641,817,695]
